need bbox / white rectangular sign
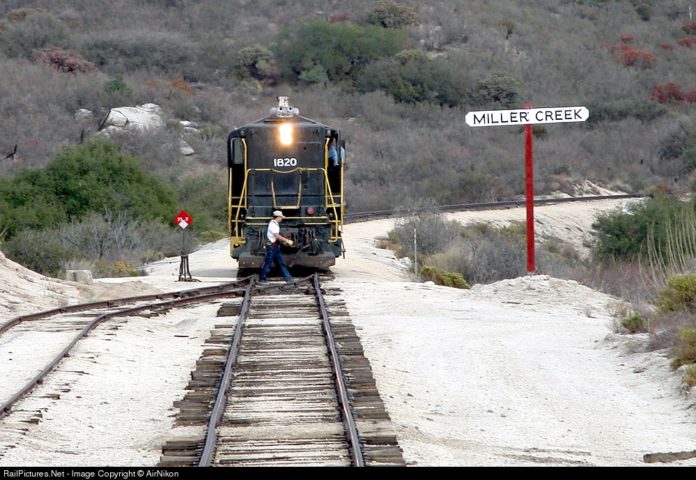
[465,106,589,127]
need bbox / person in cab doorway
[328,139,345,167]
[258,210,295,284]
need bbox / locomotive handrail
[271,173,303,209]
[321,169,342,242]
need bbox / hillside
[0,0,695,213]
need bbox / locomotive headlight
[278,123,293,146]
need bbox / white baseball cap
[272,210,284,218]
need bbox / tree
[473,72,522,108]
[0,140,177,239]
[365,0,418,29]
[275,20,407,83]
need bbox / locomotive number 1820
[273,157,297,167]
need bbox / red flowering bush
[681,22,696,35]
[607,44,654,67]
[677,36,696,48]
[651,83,696,104]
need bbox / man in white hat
[258,210,294,284]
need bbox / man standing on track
[258,210,295,284]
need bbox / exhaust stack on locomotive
[227,97,345,271]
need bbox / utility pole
[414,227,419,282]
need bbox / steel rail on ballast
[0,277,255,336]
[198,279,254,467]
[313,273,365,467]
[344,193,647,223]
[0,281,252,419]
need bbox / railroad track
[0,278,253,420]
[160,274,404,467]
[344,193,646,223]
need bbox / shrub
[357,56,467,106]
[684,365,696,387]
[3,228,75,276]
[471,71,522,108]
[676,37,696,48]
[650,83,696,105]
[671,326,696,369]
[606,44,654,68]
[0,9,68,58]
[364,0,418,29]
[658,274,696,312]
[630,0,653,21]
[234,44,278,83]
[420,266,470,289]
[682,23,696,35]
[146,78,196,99]
[0,140,177,239]
[621,313,645,333]
[274,20,407,83]
[390,210,461,256]
[81,30,197,73]
[34,48,96,74]
[587,100,666,123]
[592,194,696,264]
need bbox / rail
[343,193,646,223]
[0,279,253,418]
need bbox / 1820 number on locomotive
[273,157,297,167]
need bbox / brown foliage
[5,7,46,23]
[147,78,196,99]
[34,48,96,74]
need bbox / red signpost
[173,209,195,281]
[465,105,589,274]
[523,103,535,273]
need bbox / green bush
[82,31,197,73]
[621,314,645,333]
[275,20,406,83]
[420,266,470,289]
[658,274,696,312]
[471,71,522,108]
[587,100,666,124]
[0,140,177,239]
[358,56,467,106]
[3,228,75,276]
[671,326,696,370]
[364,0,418,29]
[592,195,696,263]
[234,44,277,82]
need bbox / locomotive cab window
[229,138,243,166]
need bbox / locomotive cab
[227,97,344,270]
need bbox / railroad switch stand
[178,254,198,282]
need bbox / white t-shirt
[266,219,280,243]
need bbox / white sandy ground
[1,197,695,466]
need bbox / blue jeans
[259,245,292,281]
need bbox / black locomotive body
[227,97,345,270]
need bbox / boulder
[100,103,165,133]
[74,109,93,121]
[65,269,94,285]
[178,139,195,156]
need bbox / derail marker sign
[465,106,589,127]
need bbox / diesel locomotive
[227,97,345,271]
